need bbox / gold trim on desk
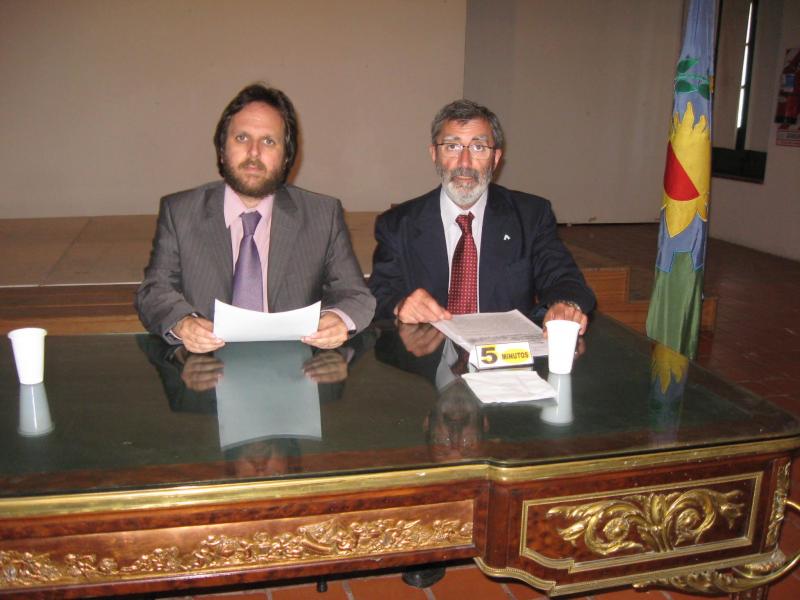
[489,437,800,484]
[766,461,791,546]
[521,473,759,572]
[476,550,778,596]
[2,438,798,519]
[638,500,800,594]
[0,503,475,589]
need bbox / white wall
[710,0,800,261]
[465,0,684,224]
[0,0,465,217]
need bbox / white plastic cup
[7,328,47,384]
[18,383,54,436]
[542,373,573,425]
[546,320,580,374]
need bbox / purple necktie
[231,211,263,311]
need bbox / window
[734,0,756,148]
[712,0,773,183]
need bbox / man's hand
[395,288,452,324]
[174,316,225,353]
[543,302,588,335]
[303,351,348,383]
[180,354,224,391]
[302,312,348,349]
[398,323,445,357]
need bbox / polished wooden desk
[1,316,798,598]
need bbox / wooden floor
[2,217,800,599]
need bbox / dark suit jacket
[373,323,441,381]
[369,184,595,321]
[135,181,375,341]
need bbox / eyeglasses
[435,142,496,159]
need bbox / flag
[649,343,688,444]
[650,343,689,405]
[646,0,716,359]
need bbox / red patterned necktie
[448,212,477,314]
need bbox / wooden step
[0,224,717,337]
[582,267,630,305]
[0,285,143,335]
[598,298,718,334]
[582,265,716,334]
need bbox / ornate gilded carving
[1,517,472,587]
[638,568,757,594]
[766,462,790,547]
[546,488,744,556]
[637,499,800,596]
[0,550,63,586]
[636,549,790,594]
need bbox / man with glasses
[369,99,595,332]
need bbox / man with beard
[136,84,374,353]
[369,99,594,331]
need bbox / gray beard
[437,164,492,208]
[444,179,489,208]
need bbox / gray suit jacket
[135,181,375,342]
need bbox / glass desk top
[2,315,798,498]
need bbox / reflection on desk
[1,316,799,597]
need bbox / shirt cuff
[166,312,199,343]
[548,300,583,312]
[322,308,356,333]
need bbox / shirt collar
[439,185,488,224]
[223,184,274,228]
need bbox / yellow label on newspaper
[476,342,533,369]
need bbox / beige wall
[3,0,798,262]
[0,0,465,217]
[465,0,684,224]
[462,0,799,261]
[710,0,800,261]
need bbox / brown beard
[221,157,283,199]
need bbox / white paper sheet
[215,341,321,449]
[432,309,548,358]
[213,300,321,342]
[461,370,556,404]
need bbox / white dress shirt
[439,187,488,310]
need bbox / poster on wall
[775,47,800,147]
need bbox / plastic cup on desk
[7,327,47,384]
[18,382,54,436]
[542,373,573,425]
[546,320,580,374]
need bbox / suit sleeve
[136,335,217,413]
[368,211,411,321]
[134,197,199,341]
[320,200,376,332]
[529,201,596,313]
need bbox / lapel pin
[503,234,511,241]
